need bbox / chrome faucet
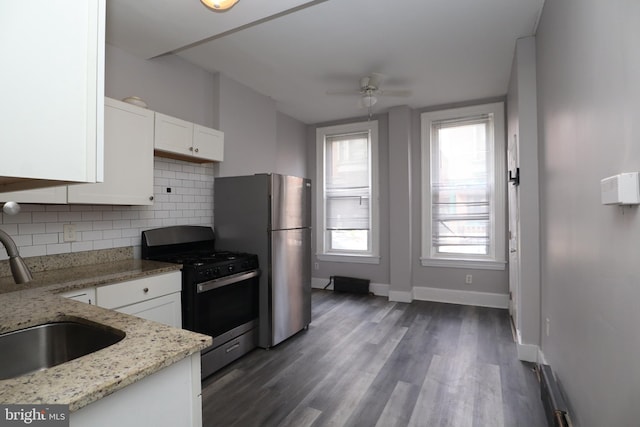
[1,202,32,284]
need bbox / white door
[507,133,521,331]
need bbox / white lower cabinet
[59,288,96,305]
[96,271,182,328]
[70,353,202,427]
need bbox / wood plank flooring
[202,290,547,427]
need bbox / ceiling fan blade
[379,89,412,97]
[367,73,385,89]
[326,89,362,96]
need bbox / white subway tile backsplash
[32,212,59,223]
[45,223,64,233]
[71,241,93,252]
[18,223,46,235]
[81,211,103,221]
[58,212,83,222]
[33,233,59,245]
[0,158,214,262]
[21,245,46,257]
[46,243,71,255]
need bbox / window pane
[432,120,491,255]
[325,132,371,252]
[330,230,369,251]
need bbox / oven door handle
[197,269,260,294]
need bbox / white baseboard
[514,328,541,363]
[388,291,413,303]
[311,277,389,297]
[412,286,509,309]
[538,348,548,365]
[517,342,540,362]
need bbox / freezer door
[271,174,311,230]
[267,227,311,347]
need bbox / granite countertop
[0,258,212,412]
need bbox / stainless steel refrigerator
[214,173,312,348]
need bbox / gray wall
[106,45,216,128]
[216,73,277,177]
[308,115,391,287]
[308,100,509,299]
[276,112,308,178]
[411,99,509,297]
[107,45,307,180]
[536,0,640,425]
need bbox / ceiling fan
[326,73,412,110]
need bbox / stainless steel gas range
[141,225,260,379]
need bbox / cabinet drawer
[96,271,181,310]
[115,292,182,328]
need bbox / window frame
[315,120,380,264]
[420,102,506,270]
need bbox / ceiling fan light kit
[361,94,377,107]
[326,73,411,118]
[201,0,239,12]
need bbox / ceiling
[106,0,545,124]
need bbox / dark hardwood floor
[202,290,547,427]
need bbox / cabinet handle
[149,196,154,201]
[189,147,194,151]
[194,148,199,153]
[143,287,149,293]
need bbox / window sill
[420,257,506,270]
[317,253,380,265]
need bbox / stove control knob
[228,265,234,273]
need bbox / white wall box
[96,271,182,328]
[601,172,640,205]
[0,0,105,192]
[0,98,155,205]
[155,113,224,163]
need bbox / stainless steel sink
[0,320,125,380]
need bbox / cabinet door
[0,0,105,191]
[155,113,194,157]
[0,186,67,204]
[115,292,182,328]
[68,98,155,205]
[193,125,224,161]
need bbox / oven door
[190,270,260,339]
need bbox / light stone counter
[0,255,211,412]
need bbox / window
[316,121,379,263]
[421,103,506,270]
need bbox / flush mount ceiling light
[201,0,239,12]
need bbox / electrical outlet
[545,317,551,336]
[465,274,473,284]
[314,262,319,270]
[63,224,77,242]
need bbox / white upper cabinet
[68,98,155,205]
[155,113,224,163]
[0,98,155,206]
[0,0,105,192]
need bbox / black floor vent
[538,364,572,427]
[332,276,370,294]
